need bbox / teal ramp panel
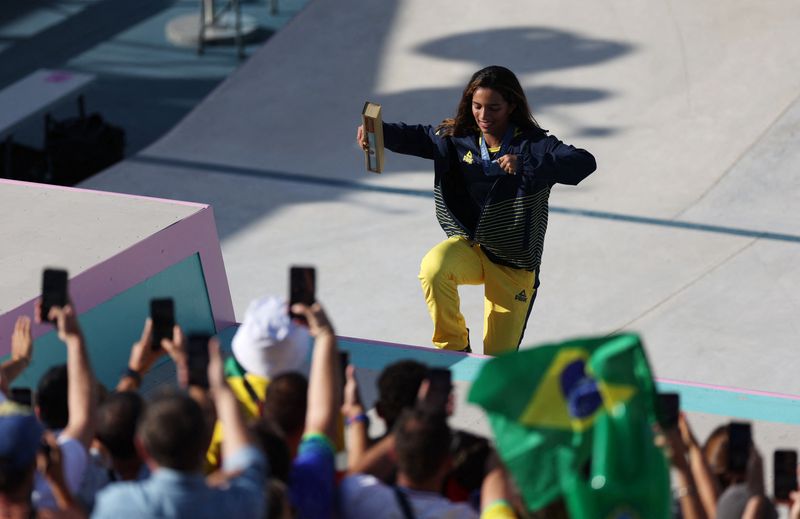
[330,338,800,426]
[655,381,800,426]
[4,253,216,391]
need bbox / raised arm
[206,337,267,518]
[520,136,596,186]
[207,337,252,459]
[116,318,168,392]
[380,122,443,160]
[665,427,708,519]
[480,459,519,519]
[342,364,370,469]
[293,302,340,441]
[48,304,95,448]
[678,414,720,519]
[348,433,397,481]
[0,316,34,385]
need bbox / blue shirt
[91,446,267,519]
[289,434,336,519]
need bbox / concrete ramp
[0,179,233,389]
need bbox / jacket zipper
[442,137,501,243]
[469,177,502,242]
[472,137,509,241]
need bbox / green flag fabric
[468,333,670,518]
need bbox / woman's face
[471,87,515,135]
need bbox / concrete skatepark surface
[84,0,800,381]
[12,0,791,490]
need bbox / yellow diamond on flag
[518,348,637,432]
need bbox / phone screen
[727,422,752,473]
[774,450,798,500]
[187,334,211,389]
[10,387,33,407]
[656,393,680,429]
[150,298,175,351]
[423,368,452,412]
[41,269,68,323]
[289,266,316,321]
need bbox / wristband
[345,413,369,427]
[123,367,142,384]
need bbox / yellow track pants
[418,236,538,356]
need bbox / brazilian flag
[468,333,670,518]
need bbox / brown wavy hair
[437,65,541,137]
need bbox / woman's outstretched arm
[357,121,442,160]
[520,136,597,185]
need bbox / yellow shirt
[205,372,270,471]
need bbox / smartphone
[656,393,680,429]
[339,351,350,396]
[774,450,798,501]
[187,334,211,389]
[289,266,316,322]
[10,387,33,407]
[41,269,68,323]
[150,298,175,351]
[727,421,752,473]
[423,368,452,412]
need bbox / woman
[358,66,596,355]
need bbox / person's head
[0,402,44,499]
[250,417,290,483]
[442,65,540,137]
[232,296,310,379]
[136,390,208,472]
[703,424,734,489]
[263,372,308,441]
[96,391,144,462]
[375,360,428,431]
[35,364,68,430]
[394,408,452,486]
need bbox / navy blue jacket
[383,122,596,271]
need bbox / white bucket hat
[231,295,310,379]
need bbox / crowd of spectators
[1,291,799,518]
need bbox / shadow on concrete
[416,27,632,74]
[0,0,173,88]
[202,27,276,47]
[84,74,223,153]
[374,26,635,138]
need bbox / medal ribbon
[479,125,515,176]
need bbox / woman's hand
[356,125,368,150]
[496,154,518,175]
